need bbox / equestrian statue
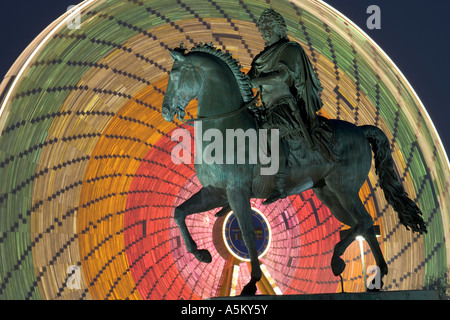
[161,9,427,296]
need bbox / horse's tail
[361,125,427,234]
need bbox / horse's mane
[177,43,254,103]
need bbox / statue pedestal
[210,290,440,300]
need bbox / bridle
[170,55,260,125]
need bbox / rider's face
[258,17,282,45]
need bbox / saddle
[248,102,338,166]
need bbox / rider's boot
[263,140,287,205]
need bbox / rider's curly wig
[257,9,288,37]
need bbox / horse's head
[161,49,201,122]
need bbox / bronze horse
[161,43,427,296]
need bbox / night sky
[0,0,449,156]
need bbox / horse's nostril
[162,107,169,114]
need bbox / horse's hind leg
[174,186,227,263]
[314,185,358,276]
[314,185,385,281]
[330,192,376,276]
[362,226,388,288]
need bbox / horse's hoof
[367,266,386,291]
[195,249,212,263]
[331,256,346,276]
[240,282,257,296]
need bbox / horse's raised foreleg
[174,186,227,263]
[226,186,262,296]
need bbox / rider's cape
[250,37,323,128]
[250,37,338,162]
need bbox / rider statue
[248,8,338,205]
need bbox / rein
[183,93,259,126]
